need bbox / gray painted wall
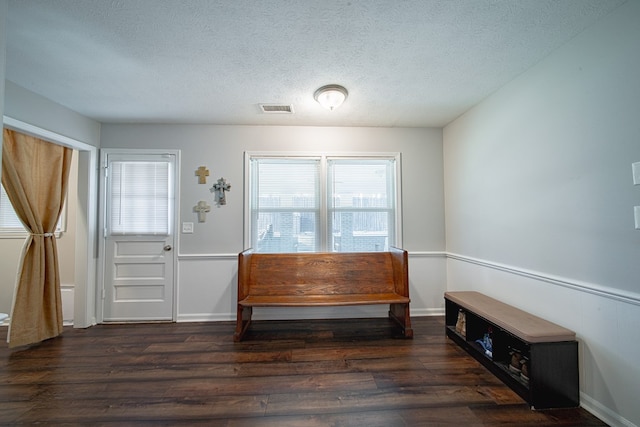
[444,0,640,296]
[444,2,640,425]
[100,124,446,255]
[4,81,101,147]
[99,125,448,322]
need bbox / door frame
[97,148,181,323]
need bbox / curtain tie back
[31,232,55,237]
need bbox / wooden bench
[234,247,413,341]
[444,291,579,409]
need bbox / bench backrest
[238,247,408,301]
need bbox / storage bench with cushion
[445,291,579,409]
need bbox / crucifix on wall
[194,200,211,222]
[195,166,209,184]
[211,177,231,205]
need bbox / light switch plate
[182,222,194,234]
[633,162,640,185]
[635,207,640,230]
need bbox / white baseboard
[411,308,444,316]
[177,313,234,322]
[580,392,637,427]
[177,307,445,324]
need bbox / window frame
[244,151,402,252]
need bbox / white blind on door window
[109,161,171,235]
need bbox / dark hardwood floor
[1,317,606,426]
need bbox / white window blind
[327,158,395,252]
[1,184,66,237]
[109,161,171,235]
[250,157,320,252]
[248,154,399,253]
[0,185,24,230]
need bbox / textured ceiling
[5,0,625,127]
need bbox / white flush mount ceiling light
[314,84,348,111]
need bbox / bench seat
[445,291,575,343]
[240,293,410,307]
[235,247,412,341]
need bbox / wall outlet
[633,162,640,185]
[182,222,194,234]
[635,207,640,230]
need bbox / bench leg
[389,303,413,338]
[234,305,253,342]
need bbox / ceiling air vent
[259,104,294,114]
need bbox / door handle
[163,245,172,251]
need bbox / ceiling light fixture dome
[314,84,348,111]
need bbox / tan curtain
[2,128,72,348]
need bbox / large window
[246,153,401,252]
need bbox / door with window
[101,151,178,322]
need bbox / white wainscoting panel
[61,284,74,325]
[176,251,447,322]
[176,254,238,322]
[408,252,447,316]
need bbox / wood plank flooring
[0,317,607,426]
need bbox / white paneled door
[101,151,178,322]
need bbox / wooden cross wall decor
[195,166,209,184]
[194,200,211,222]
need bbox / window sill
[0,231,64,239]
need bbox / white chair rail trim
[447,252,640,307]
